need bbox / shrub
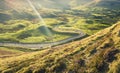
[85,20,94,24]
[96,61,109,73]
[34,68,46,73]
[89,48,97,56]
[17,33,32,39]
[102,43,112,49]
[53,62,66,73]
[103,49,119,62]
[77,59,85,67]
[118,30,120,37]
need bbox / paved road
[0,30,86,50]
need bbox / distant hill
[0,0,9,10]
[0,22,120,73]
[1,0,119,10]
[0,0,120,24]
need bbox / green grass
[0,0,120,73]
[0,19,77,43]
[0,17,114,43]
[0,46,34,52]
[0,47,24,53]
[0,4,120,43]
[0,22,120,73]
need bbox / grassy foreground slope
[0,22,120,73]
[0,46,34,59]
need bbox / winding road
[0,28,86,50]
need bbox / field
[0,22,120,73]
[0,6,120,43]
[0,46,34,59]
[0,0,120,73]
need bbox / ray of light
[27,0,52,37]
[27,0,46,25]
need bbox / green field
[1,6,120,43]
[0,0,120,73]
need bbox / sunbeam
[27,0,52,37]
[27,0,46,25]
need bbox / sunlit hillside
[0,0,120,43]
[0,0,120,73]
[0,22,120,73]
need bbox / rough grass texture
[0,22,120,73]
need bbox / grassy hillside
[0,20,79,43]
[0,46,34,59]
[0,0,120,37]
[1,1,120,43]
[0,1,120,72]
[0,22,120,73]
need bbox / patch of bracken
[53,62,66,73]
[104,49,119,62]
[96,61,109,73]
[77,59,85,67]
[89,48,97,56]
[34,68,46,73]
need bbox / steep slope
[0,22,120,73]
